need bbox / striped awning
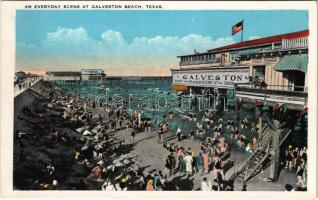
[275,54,308,73]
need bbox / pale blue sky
[16,10,308,75]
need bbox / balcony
[234,83,308,110]
[282,37,308,50]
[179,57,221,66]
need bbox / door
[253,66,266,81]
[294,71,305,91]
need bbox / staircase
[228,112,296,185]
[230,124,273,184]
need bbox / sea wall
[14,80,47,132]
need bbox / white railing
[282,37,308,49]
[180,58,221,66]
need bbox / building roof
[208,29,309,53]
[171,65,249,71]
[46,71,82,76]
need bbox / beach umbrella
[115,162,124,167]
[81,146,88,151]
[123,159,130,164]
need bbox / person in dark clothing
[242,184,247,191]
[116,110,120,119]
[296,161,306,188]
[284,184,294,191]
[176,127,182,141]
[163,158,172,178]
[190,130,195,141]
[76,179,88,190]
[168,153,176,172]
[131,130,136,141]
[99,114,103,123]
[112,121,116,130]
[119,119,123,129]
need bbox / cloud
[248,35,261,40]
[44,27,102,54]
[101,30,126,46]
[16,27,235,75]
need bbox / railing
[235,83,308,94]
[279,128,292,147]
[282,37,308,49]
[179,58,221,66]
[229,124,270,179]
[243,141,272,183]
[256,125,270,149]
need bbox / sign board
[81,69,102,75]
[172,69,249,88]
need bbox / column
[304,71,308,92]
[269,120,280,181]
[235,96,239,122]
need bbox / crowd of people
[14,81,308,191]
[159,110,257,191]
[14,76,41,92]
[285,145,307,189]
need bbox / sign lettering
[172,70,249,88]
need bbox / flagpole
[241,20,244,42]
[241,27,244,42]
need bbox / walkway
[14,78,43,97]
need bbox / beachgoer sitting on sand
[88,164,103,181]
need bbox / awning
[275,54,308,73]
[172,85,188,91]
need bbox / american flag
[232,20,244,35]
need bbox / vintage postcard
[0,1,317,199]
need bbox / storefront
[275,53,308,91]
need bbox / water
[56,80,256,137]
[55,79,306,148]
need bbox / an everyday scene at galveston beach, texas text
[14,10,309,191]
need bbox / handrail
[243,142,271,183]
[179,58,221,65]
[235,83,308,93]
[229,125,271,180]
[279,128,292,147]
[256,127,270,149]
[239,133,271,175]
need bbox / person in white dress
[201,177,212,191]
[184,153,193,176]
[102,180,116,191]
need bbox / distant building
[46,69,106,81]
[81,69,105,80]
[46,71,82,81]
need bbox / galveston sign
[172,69,249,88]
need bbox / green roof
[275,54,308,73]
